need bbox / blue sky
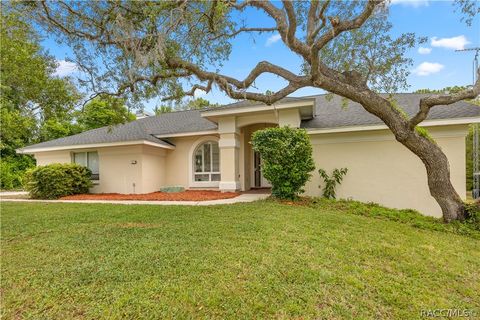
[43,0,479,112]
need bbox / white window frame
[72,151,100,181]
[189,136,220,188]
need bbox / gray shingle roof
[19,93,479,152]
[301,93,480,129]
[19,110,217,152]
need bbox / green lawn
[1,201,479,319]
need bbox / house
[17,94,480,217]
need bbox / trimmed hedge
[25,163,93,199]
[251,126,315,200]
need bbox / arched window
[194,141,220,182]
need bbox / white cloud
[431,35,470,50]
[412,62,444,76]
[194,89,207,97]
[418,47,432,54]
[265,34,281,47]
[54,60,78,77]
[390,0,429,8]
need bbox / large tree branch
[310,0,380,79]
[307,0,330,46]
[249,1,310,59]
[409,70,480,128]
[312,0,380,52]
[208,26,277,41]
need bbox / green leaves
[77,95,135,131]
[24,163,93,199]
[251,127,315,200]
[318,168,348,199]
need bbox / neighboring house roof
[18,93,479,153]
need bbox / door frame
[251,150,271,188]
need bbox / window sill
[190,181,220,188]
[91,180,100,185]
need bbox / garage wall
[305,125,468,217]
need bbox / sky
[42,0,480,112]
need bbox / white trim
[219,181,240,191]
[17,140,175,154]
[188,136,221,188]
[306,117,479,135]
[201,100,315,117]
[155,130,218,138]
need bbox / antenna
[456,47,480,199]
[455,47,480,84]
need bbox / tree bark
[396,128,466,222]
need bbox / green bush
[251,126,315,200]
[0,156,35,190]
[465,201,480,231]
[318,168,348,199]
[24,163,93,199]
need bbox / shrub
[251,126,315,200]
[465,201,480,231]
[24,163,92,199]
[318,168,348,199]
[0,156,35,190]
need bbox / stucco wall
[163,136,214,187]
[305,125,468,217]
[35,151,72,165]
[33,145,167,194]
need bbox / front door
[253,151,271,188]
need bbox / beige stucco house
[18,94,480,217]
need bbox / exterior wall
[163,135,220,188]
[141,146,167,193]
[305,125,468,217]
[34,151,72,165]
[278,109,301,127]
[34,145,167,194]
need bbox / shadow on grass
[270,197,480,239]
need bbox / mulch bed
[59,190,240,201]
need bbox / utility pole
[456,47,479,199]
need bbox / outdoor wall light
[131,160,137,165]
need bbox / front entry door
[253,151,271,188]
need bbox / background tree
[22,1,480,221]
[153,105,173,115]
[0,11,80,189]
[76,95,135,130]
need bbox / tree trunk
[393,127,466,222]
[323,86,467,222]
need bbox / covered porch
[200,99,315,192]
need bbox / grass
[1,201,479,319]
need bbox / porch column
[218,116,240,192]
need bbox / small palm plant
[318,168,348,199]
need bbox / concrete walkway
[0,191,28,196]
[1,192,270,206]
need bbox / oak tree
[21,0,480,221]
